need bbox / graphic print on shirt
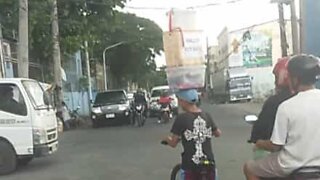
[184,116,212,164]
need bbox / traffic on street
[3,102,261,180]
[1,0,320,180]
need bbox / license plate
[106,114,115,118]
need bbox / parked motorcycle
[244,115,320,180]
[69,106,81,128]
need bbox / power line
[187,0,244,9]
[125,0,246,10]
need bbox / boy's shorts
[246,152,288,178]
[181,168,216,180]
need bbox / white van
[0,78,58,175]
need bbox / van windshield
[23,80,51,109]
[229,77,251,89]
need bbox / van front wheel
[0,140,17,175]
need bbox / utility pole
[278,3,289,57]
[290,0,300,54]
[18,0,29,78]
[85,40,93,103]
[52,0,63,111]
[0,23,4,78]
[102,41,125,91]
[82,2,93,104]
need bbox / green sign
[241,31,272,68]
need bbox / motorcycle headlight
[92,107,102,114]
[33,128,47,145]
[136,105,142,110]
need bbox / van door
[0,83,33,155]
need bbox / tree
[99,13,163,89]
[0,0,164,90]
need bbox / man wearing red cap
[249,57,294,144]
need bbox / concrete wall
[216,20,293,99]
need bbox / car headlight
[92,107,102,114]
[150,102,157,107]
[119,105,128,111]
[33,128,46,145]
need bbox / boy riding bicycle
[162,89,222,180]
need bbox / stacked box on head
[163,9,206,90]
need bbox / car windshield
[94,91,126,105]
[229,77,251,89]
[22,80,51,109]
[151,89,174,97]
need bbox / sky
[122,0,294,67]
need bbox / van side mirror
[244,115,258,125]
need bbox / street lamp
[102,41,126,91]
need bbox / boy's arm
[206,112,221,138]
[163,134,180,148]
[163,115,184,148]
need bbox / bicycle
[161,140,218,180]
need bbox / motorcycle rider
[158,91,173,123]
[249,57,294,144]
[162,89,222,180]
[244,55,320,180]
[133,89,148,122]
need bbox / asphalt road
[4,102,262,180]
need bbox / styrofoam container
[169,9,197,30]
[166,65,206,90]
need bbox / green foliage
[0,0,164,89]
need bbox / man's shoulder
[277,94,299,111]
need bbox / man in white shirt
[244,55,320,180]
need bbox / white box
[166,65,206,90]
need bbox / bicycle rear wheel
[171,164,182,180]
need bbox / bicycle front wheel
[170,164,182,180]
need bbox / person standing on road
[244,55,320,179]
[162,89,222,180]
[249,57,294,144]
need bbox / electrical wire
[125,0,246,10]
